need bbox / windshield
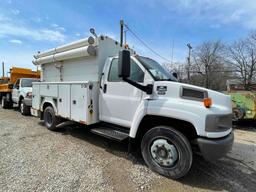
[21,79,39,87]
[136,56,177,81]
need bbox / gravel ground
[0,108,256,192]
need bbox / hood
[20,87,32,93]
[152,81,232,113]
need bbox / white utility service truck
[31,34,234,179]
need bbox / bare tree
[163,62,187,82]
[228,35,256,90]
[191,41,227,90]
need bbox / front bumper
[24,98,32,107]
[196,132,234,161]
[30,108,40,117]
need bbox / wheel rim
[150,139,178,167]
[20,102,24,113]
[1,98,3,107]
[46,111,53,126]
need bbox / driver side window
[108,58,145,82]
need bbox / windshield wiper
[156,78,173,81]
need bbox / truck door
[12,79,20,103]
[99,58,145,128]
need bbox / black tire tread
[1,97,9,109]
[20,99,30,116]
[141,126,193,179]
[43,106,61,131]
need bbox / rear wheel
[1,96,9,109]
[43,106,61,131]
[20,99,30,116]
[141,126,193,179]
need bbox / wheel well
[19,96,24,102]
[136,115,198,142]
[40,102,53,120]
[42,102,53,112]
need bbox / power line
[124,24,171,63]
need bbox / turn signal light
[203,98,212,108]
[124,44,129,49]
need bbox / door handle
[103,84,107,93]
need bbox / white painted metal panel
[87,83,99,124]
[70,84,88,123]
[40,84,58,97]
[35,36,132,82]
[57,84,71,118]
[32,84,40,110]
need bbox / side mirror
[172,72,178,79]
[8,84,13,89]
[118,50,130,78]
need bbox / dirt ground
[0,108,256,192]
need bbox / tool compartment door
[70,84,88,123]
[40,84,58,97]
[32,84,40,110]
[57,84,71,119]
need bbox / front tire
[20,99,30,116]
[43,106,60,131]
[141,126,193,179]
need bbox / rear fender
[40,97,57,114]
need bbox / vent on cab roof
[181,87,207,101]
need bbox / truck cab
[12,78,39,115]
[31,35,234,179]
[0,67,40,109]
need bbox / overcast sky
[0,0,255,71]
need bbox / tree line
[164,32,256,91]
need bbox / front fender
[129,98,204,138]
[129,100,148,138]
[19,92,27,99]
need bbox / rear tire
[141,126,193,179]
[43,106,61,131]
[1,97,9,109]
[20,99,30,116]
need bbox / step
[90,127,129,141]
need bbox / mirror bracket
[123,78,153,94]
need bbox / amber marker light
[124,44,129,49]
[203,98,212,108]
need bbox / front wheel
[20,99,30,116]
[43,106,61,131]
[141,126,193,179]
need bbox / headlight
[26,92,32,98]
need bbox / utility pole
[187,43,192,83]
[2,62,4,77]
[120,20,124,47]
